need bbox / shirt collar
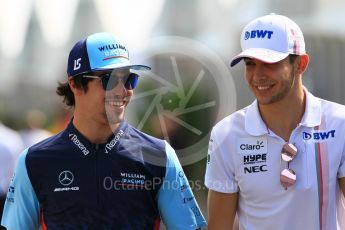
[244,88,321,136]
[244,100,267,136]
[299,89,321,127]
[64,118,128,154]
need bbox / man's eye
[100,73,111,78]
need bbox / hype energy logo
[244,30,274,40]
[303,130,336,142]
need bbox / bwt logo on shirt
[244,30,274,40]
[303,130,336,141]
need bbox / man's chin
[106,114,124,125]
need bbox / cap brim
[230,48,289,67]
[94,63,151,71]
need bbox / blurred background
[1,0,345,228]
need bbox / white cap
[230,14,306,67]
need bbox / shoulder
[26,131,67,159]
[319,98,345,121]
[119,125,168,167]
[126,124,166,152]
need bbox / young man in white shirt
[205,13,345,230]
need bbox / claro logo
[303,130,335,141]
[237,137,267,154]
[240,141,264,150]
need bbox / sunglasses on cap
[280,143,297,190]
[82,72,139,91]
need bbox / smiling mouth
[254,83,274,91]
[105,96,130,107]
[107,101,125,107]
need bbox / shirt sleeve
[1,148,40,230]
[204,128,239,193]
[157,142,207,230]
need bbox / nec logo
[244,165,267,174]
[244,30,274,40]
[303,130,336,141]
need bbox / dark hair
[56,75,93,107]
[289,54,298,64]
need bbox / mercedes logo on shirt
[58,170,74,186]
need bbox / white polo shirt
[0,123,25,161]
[205,90,345,230]
[0,143,14,196]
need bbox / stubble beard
[263,68,296,105]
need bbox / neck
[258,85,306,142]
[72,111,119,144]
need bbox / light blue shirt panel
[1,149,40,230]
[157,142,207,230]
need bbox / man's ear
[68,77,83,96]
[296,54,309,75]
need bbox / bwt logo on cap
[244,30,274,40]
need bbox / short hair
[289,54,298,64]
[56,75,93,107]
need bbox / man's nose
[253,63,269,81]
[109,78,126,94]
